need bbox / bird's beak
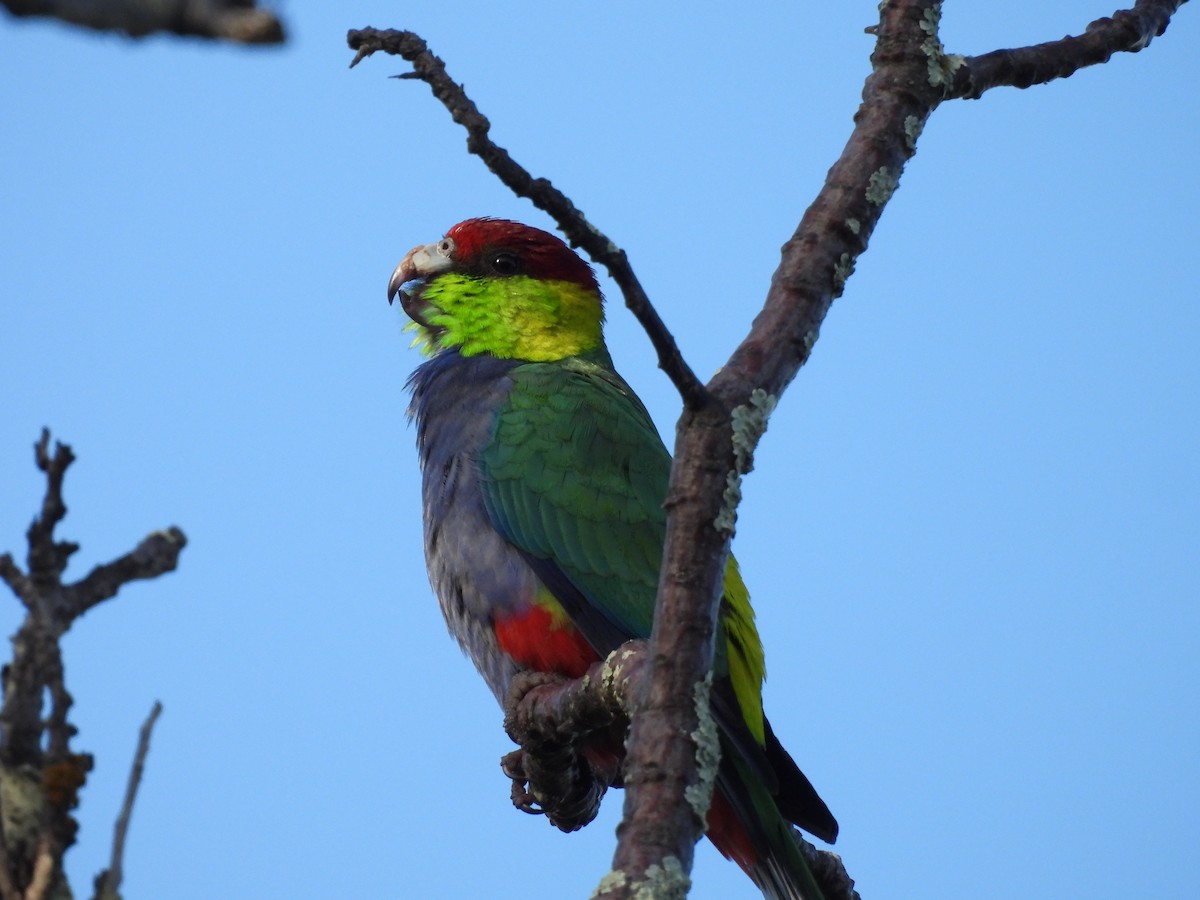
[388,240,454,306]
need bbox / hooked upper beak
[388,240,454,306]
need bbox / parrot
[390,217,838,899]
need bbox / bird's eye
[437,238,455,258]
[490,252,521,276]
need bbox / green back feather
[479,353,767,742]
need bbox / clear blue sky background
[2,3,1197,898]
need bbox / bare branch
[346,27,709,410]
[949,0,1187,99]
[27,429,77,596]
[63,528,187,623]
[3,432,189,636]
[0,433,185,897]
[1,0,286,44]
[92,702,163,900]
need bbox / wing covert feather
[479,358,666,643]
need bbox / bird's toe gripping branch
[501,642,647,832]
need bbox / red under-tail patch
[493,605,599,678]
[706,790,760,881]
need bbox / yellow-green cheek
[422,275,603,361]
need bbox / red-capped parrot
[390,218,837,899]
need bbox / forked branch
[0,431,185,897]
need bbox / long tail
[706,747,833,900]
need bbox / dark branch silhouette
[0,430,186,897]
[349,1,1188,896]
[1,0,285,44]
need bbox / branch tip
[347,25,706,404]
[93,701,162,900]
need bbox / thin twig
[346,28,709,410]
[93,702,163,900]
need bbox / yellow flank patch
[534,584,574,628]
[722,555,766,744]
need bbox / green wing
[479,352,842,858]
[480,355,668,643]
[479,354,767,743]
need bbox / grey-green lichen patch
[846,217,861,235]
[920,3,964,89]
[803,328,819,354]
[685,671,720,823]
[600,649,624,693]
[904,115,924,150]
[714,469,741,535]
[591,869,628,898]
[731,389,777,473]
[716,389,778,535]
[866,167,897,206]
[632,856,690,900]
[600,644,643,711]
[919,3,942,35]
[833,252,855,296]
[0,765,46,859]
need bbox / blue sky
[2,3,1197,898]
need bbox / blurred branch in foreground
[2,0,285,44]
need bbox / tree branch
[350,1,1188,896]
[502,643,857,899]
[602,4,948,892]
[346,27,709,410]
[63,528,188,622]
[948,0,1187,99]
[1,0,286,44]
[0,431,186,897]
[92,702,163,900]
